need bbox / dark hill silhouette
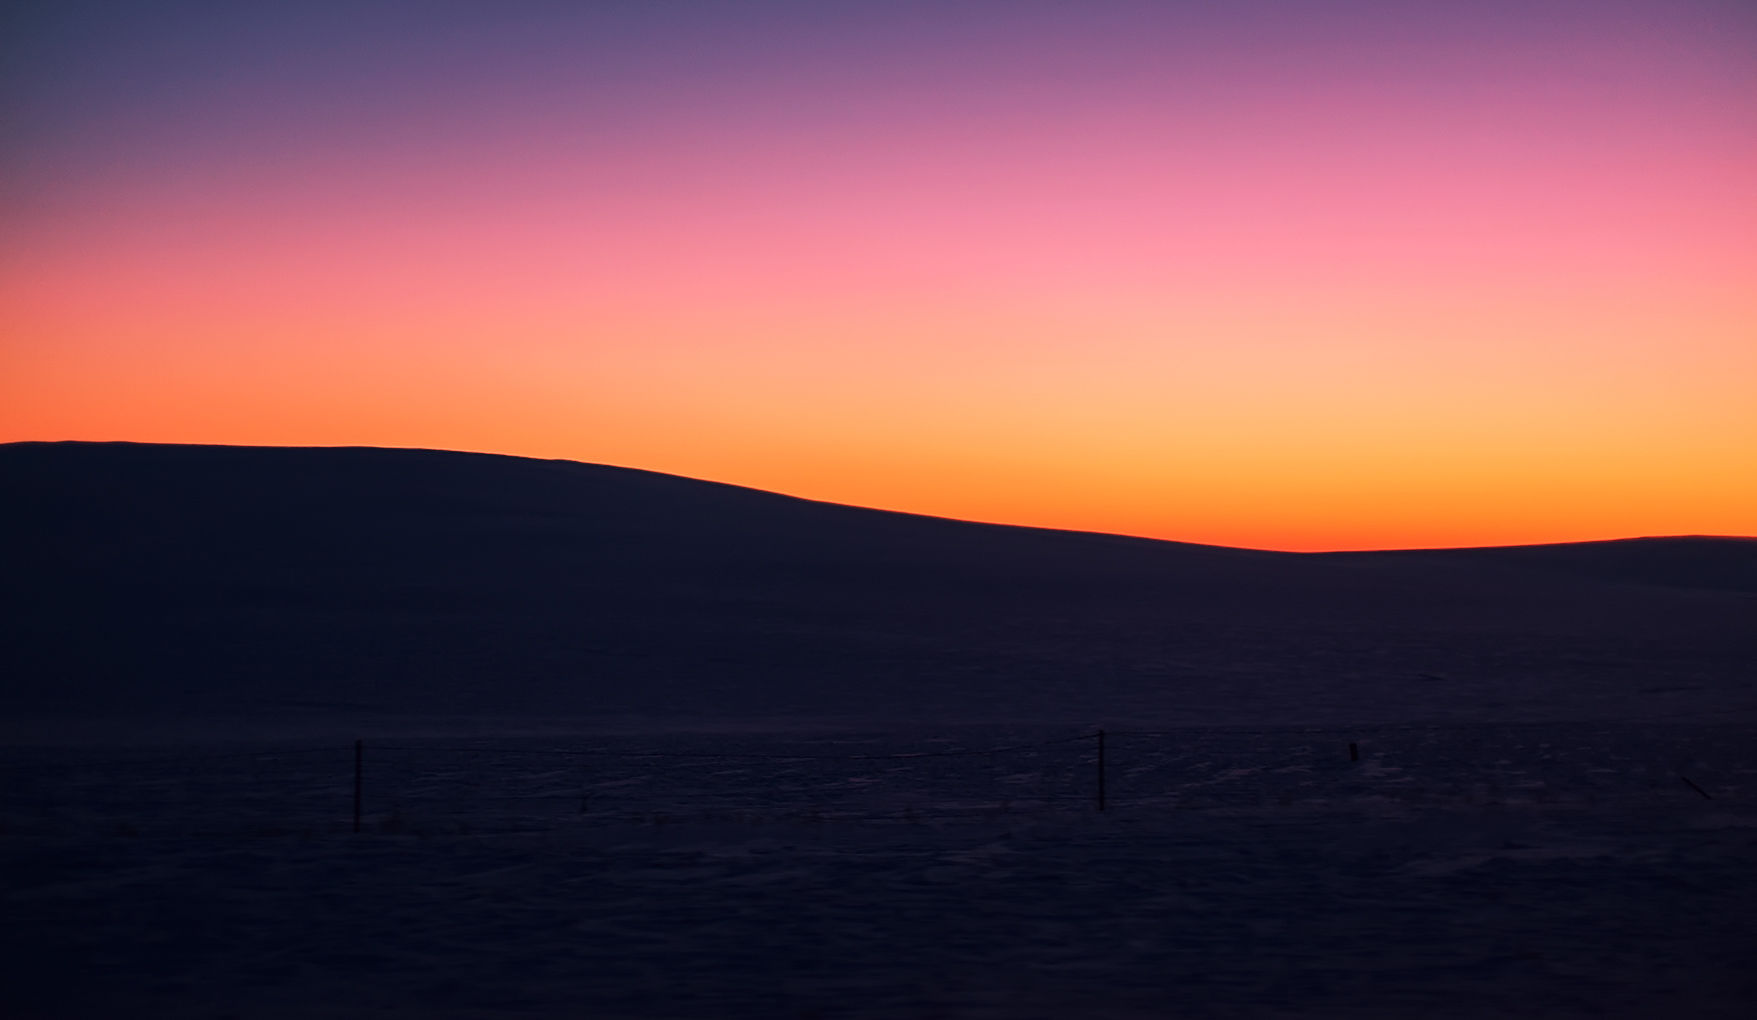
[1324,536,1757,595]
[3,442,1752,732]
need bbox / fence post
[1097,729,1106,812]
[353,739,363,834]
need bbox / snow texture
[4,723,1754,1018]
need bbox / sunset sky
[4,0,1753,550]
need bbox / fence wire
[1,723,1747,838]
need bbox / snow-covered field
[5,723,1754,1018]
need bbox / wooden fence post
[353,739,363,833]
[1097,729,1106,812]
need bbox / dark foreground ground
[5,723,1754,1019]
[6,443,1755,1016]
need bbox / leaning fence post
[1097,729,1107,812]
[353,739,363,834]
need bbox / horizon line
[6,437,1753,557]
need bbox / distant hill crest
[3,442,1752,729]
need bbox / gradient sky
[4,0,1753,550]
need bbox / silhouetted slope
[2,442,1752,729]
[1324,536,1757,595]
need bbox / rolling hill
[3,441,1752,734]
